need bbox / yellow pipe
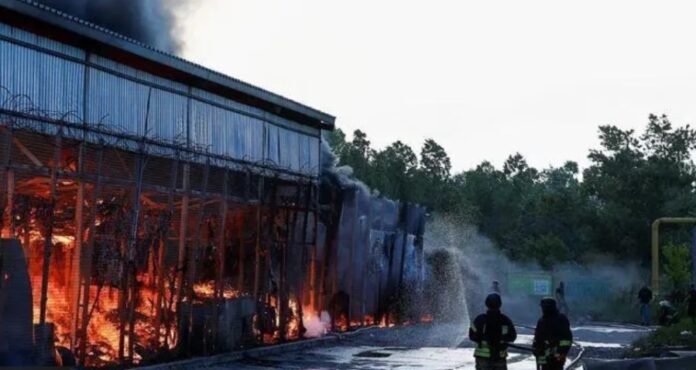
[651,217,696,295]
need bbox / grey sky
[178,0,696,172]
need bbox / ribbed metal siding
[192,88,260,116]
[264,125,319,175]
[0,40,84,123]
[234,114,264,162]
[190,100,264,162]
[192,88,321,137]
[278,127,300,172]
[298,134,312,174]
[91,54,187,93]
[308,136,320,175]
[147,89,187,144]
[0,22,322,177]
[87,68,150,135]
[265,124,280,166]
[87,68,187,144]
[0,23,84,59]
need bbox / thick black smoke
[35,0,184,53]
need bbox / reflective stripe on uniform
[475,341,491,358]
[474,347,491,358]
[474,340,508,359]
[470,324,477,332]
[559,340,572,346]
[502,325,509,335]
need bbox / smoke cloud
[424,214,645,326]
[35,0,189,53]
[320,140,372,194]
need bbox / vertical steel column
[185,159,210,354]
[1,123,14,237]
[78,144,103,366]
[397,204,410,317]
[237,208,246,293]
[155,154,179,348]
[69,142,86,351]
[346,189,359,330]
[38,128,63,330]
[253,178,264,299]
[175,163,191,314]
[360,194,373,326]
[212,168,228,351]
[297,183,312,335]
[128,145,147,363]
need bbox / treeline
[325,114,696,268]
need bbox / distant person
[491,280,501,294]
[533,298,572,370]
[658,300,677,326]
[469,293,517,370]
[555,281,569,317]
[670,287,685,304]
[638,285,653,326]
[688,284,696,323]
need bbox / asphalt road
[207,323,652,370]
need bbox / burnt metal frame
[0,120,319,366]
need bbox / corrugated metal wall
[0,40,84,123]
[0,23,321,176]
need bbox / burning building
[0,0,426,367]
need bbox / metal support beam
[155,154,179,348]
[69,142,85,351]
[2,123,14,237]
[38,128,62,364]
[78,144,103,366]
[253,178,263,299]
[651,217,696,295]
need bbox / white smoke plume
[321,140,372,195]
[424,214,646,326]
[303,311,332,338]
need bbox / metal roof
[0,0,335,130]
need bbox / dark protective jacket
[688,290,696,316]
[533,310,572,365]
[638,287,653,304]
[468,310,517,360]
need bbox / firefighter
[533,297,572,370]
[469,293,517,370]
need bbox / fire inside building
[0,0,427,367]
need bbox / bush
[629,318,696,357]
[663,243,692,289]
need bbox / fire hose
[459,326,584,369]
[511,325,584,369]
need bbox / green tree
[371,141,419,201]
[322,114,696,270]
[420,138,451,180]
[583,117,696,259]
[663,243,692,288]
